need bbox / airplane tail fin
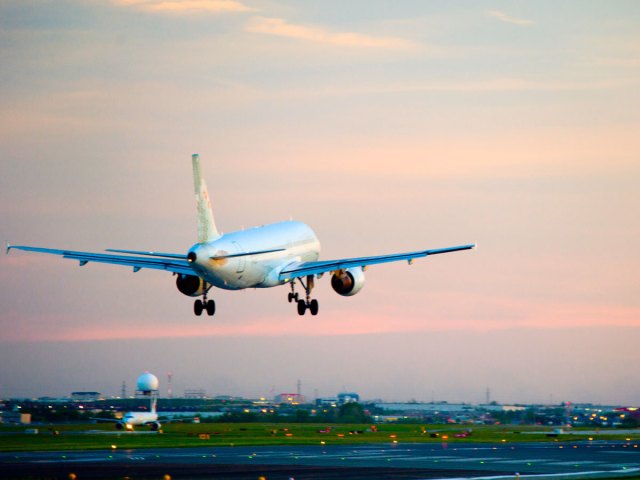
[192,154,221,243]
[151,396,157,414]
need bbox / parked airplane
[7,154,475,316]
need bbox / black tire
[288,292,294,303]
[194,299,204,316]
[297,299,307,316]
[206,299,216,316]
[309,299,319,316]
[294,293,299,301]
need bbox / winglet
[192,154,221,243]
[6,242,11,255]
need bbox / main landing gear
[194,288,215,316]
[289,275,319,316]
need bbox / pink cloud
[4,296,639,343]
[488,10,534,26]
[246,17,415,49]
[113,0,254,13]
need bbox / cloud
[246,16,415,49]
[488,10,534,26]
[113,0,254,14]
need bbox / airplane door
[232,241,245,273]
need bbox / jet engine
[115,422,125,431]
[176,274,207,297]
[331,268,365,296]
[150,422,160,431]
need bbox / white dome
[137,372,159,392]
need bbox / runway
[1,440,639,479]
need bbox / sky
[1,0,639,404]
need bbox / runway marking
[427,468,640,480]
[602,451,640,455]
[493,459,553,464]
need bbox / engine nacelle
[150,421,160,431]
[115,422,125,431]
[176,274,208,297]
[331,268,365,296]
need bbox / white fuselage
[121,411,158,428]
[188,221,320,290]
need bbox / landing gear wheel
[205,299,216,316]
[309,299,319,316]
[194,299,204,316]
[297,299,307,316]
[288,292,294,303]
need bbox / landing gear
[297,299,306,315]
[205,299,216,316]
[291,276,319,316]
[287,283,299,303]
[309,298,319,316]
[194,299,204,316]
[194,287,215,316]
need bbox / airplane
[7,154,475,316]
[95,395,160,431]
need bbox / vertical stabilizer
[150,396,157,414]
[192,154,221,242]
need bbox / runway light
[68,473,77,480]
[111,445,117,450]
[163,475,171,480]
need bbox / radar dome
[137,372,159,393]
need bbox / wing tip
[5,242,11,255]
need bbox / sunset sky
[1,0,639,404]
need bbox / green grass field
[1,423,638,452]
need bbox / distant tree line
[203,402,372,424]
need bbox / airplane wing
[279,244,475,280]
[6,245,194,276]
